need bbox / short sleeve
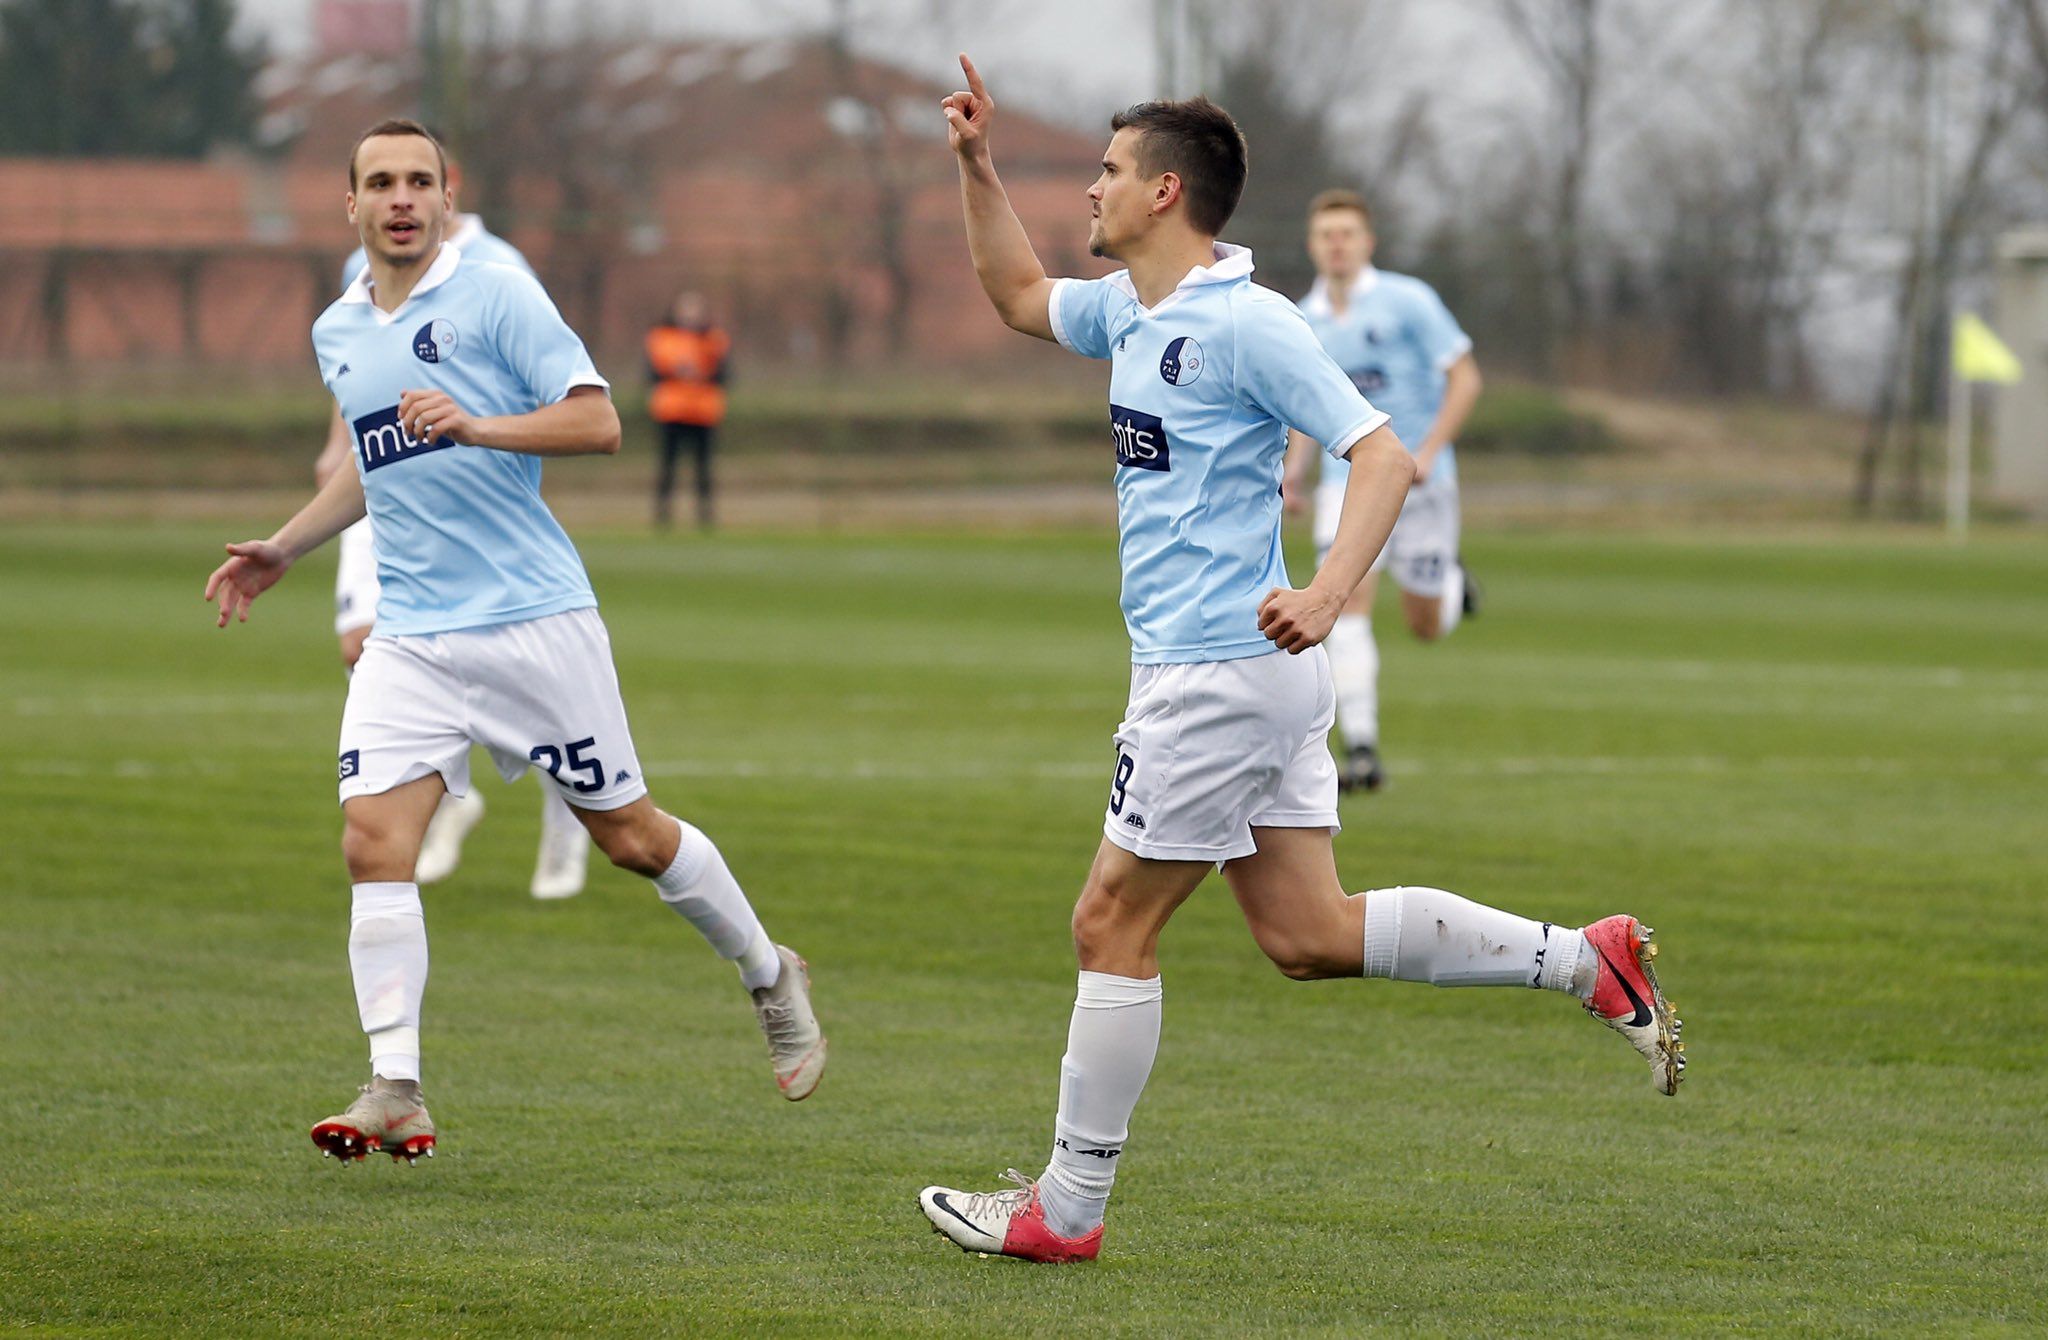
[1048,276,1119,360]
[1237,293,1389,459]
[488,268,609,404]
[1405,280,1472,373]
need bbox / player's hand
[1258,584,1344,654]
[397,388,478,445]
[941,53,994,160]
[203,540,293,629]
[1281,470,1308,516]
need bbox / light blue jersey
[1051,244,1388,664]
[340,213,534,291]
[312,242,609,637]
[1298,268,1471,488]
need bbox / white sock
[349,881,427,1082]
[1362,886,1588,994]
[1041,971,1162,1238]
[653,818,779,991]
[1438,565,1465,637]
[1324,613,1379,749]
[537,782,580,836]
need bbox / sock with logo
[653,818,780,991]
[350,881,428,1083]
[1324,613,1380,749]
[1438,565,1465,637]
[1362,886,1591,995]
[1041,970,1162,1239]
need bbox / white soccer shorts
[333,517,381,635]
[1315,475,1461,597]
[1102,648,1340,863]
[337,606,649,811]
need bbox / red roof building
[0,38,1112,371]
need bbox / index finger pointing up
[960,53,989,100]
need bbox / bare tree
[1492,0,1603,348]
[1199,0,1437,295]
[1856,0,2026,515]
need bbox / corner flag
[1953,313,2022,385]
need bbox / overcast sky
[235,0,1164,124]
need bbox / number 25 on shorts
[529,736,605,793]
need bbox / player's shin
[1362,886,1592,995]
[349,881,429,1081]
[653,818,779,991]
[1325,613,1379,748]
[1042,971,1162,1238]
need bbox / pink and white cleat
[918,1170,1102,1263]
[1581,914,1685,1095]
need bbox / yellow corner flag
[1953,313,2023,385]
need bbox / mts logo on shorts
[353,404,455,473]
[1111,404,1171,472]
[338,749,360,781]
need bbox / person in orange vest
[645,291,731,529]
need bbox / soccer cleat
[1337,742,1384,793]
[751,945,827,1100]
[918,1170,1103,1263]
[1460,562,1483,618]
[529,813,591,900]
[1581,915,1684,1096]
[415,789,486,885]
[310,1076,437,1163]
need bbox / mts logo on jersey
[1110,404,1171,472]
[353,405,456,473]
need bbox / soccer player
[205,120,826,1163]
[916,57,1682,1262]
[314,161,592,898]
[1282,190,1485,792]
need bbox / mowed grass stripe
[1,523,2043,1335]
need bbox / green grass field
[3,521,2045,1335]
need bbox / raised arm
[942,54,1058,341]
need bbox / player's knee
[1249,918,1351,980]
[1264,940,1340,981]
[1405,606,1443,641]
[1070,884,1131,963]
[591,812,667,876]
[341,816,404,882]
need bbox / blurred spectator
[646,291,730,530]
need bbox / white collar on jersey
[1107,241,1256,314]
[1300,265,1381,318]
[339,240,465,325]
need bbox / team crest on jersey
[413,319,459,363]
[1111,404,1171,472]
[1159,336,1204,386]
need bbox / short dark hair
[1108,97,1248,237]
[348,118,447,190]
[1307,189,1374,230]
